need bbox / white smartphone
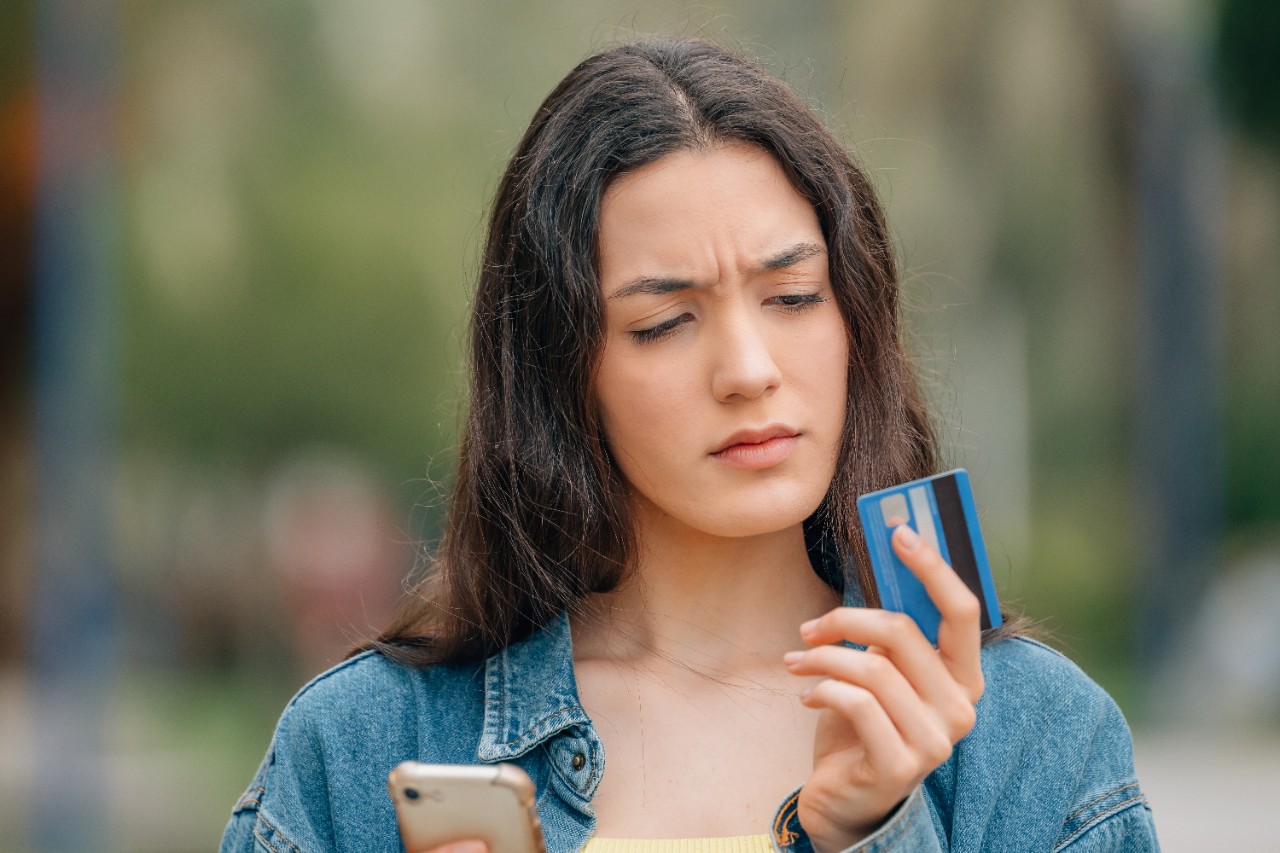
[387,761,546,853]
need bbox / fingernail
[800,619,818,637]
[784,651,804,667]
[441,842,488,853]
[894,524,921,551]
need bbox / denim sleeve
[941,637,1160,851]
[217,653,419,853]
[217,698,337,853]
[769,781,1157,853]
[771,786,942,853]
[218,782,262,853]
[768,638,1162,853]
[1054,786,1158,852]
[220,779,317,853]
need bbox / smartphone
[857,468,1002,644]
[387,762,546,853]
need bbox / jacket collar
[477,612,591,763]
[843,576,866,608]
[476,572,863,762]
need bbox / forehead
[596,143,824,284]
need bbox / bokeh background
[3,0,1279,850]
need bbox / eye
[770,293,828,312]
[630,313,692,344]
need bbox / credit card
[857,469,1001,644]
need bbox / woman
[221,38,1158,852]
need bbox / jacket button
[571,752,586,770]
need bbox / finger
[891,525,982,633]
[433,843,489,853]
[802,680,922,787]
[801,607,967,710]
[787,645,967,748]
[891,525,983,698]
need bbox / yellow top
[582,836,774,853]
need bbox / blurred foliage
[6,0,1280,846]
[1,0,32,371]
[119,1,478,501]
[1215,0,1280,533]
[106,669,292,852]
[1215,0,1280,152]
[1,2,32,671]
[0,0,28,85]
[109,0,1280,689]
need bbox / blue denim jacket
[221,610,1158,853]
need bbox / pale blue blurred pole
[31,0,120,849]
[1120,7,1226,700]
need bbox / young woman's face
[595,143,849,540]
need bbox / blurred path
[1133,729,1280,851]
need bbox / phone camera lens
[404,787,420,801]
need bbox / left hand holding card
[783,470,993,851]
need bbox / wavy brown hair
[363,38,990,667]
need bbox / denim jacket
[221,607,1158,853]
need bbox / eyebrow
[608,241,827,300]
[760,241,825,271]
[609,275,695,301]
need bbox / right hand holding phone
[783,525,985,853]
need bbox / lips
[711,425,801,470]
[712,425,798,454]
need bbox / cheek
[595,363,711,511]
[798,317,850,417]
[594,353,674,475]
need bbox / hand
[783,525,985,853]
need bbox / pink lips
[711,426,800,470]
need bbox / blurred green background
[3,1,1279,850]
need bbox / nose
[709,309,783,402]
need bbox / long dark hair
[364,38,947,667]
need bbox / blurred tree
[32,2,122,849]
[1215,0,1280,151]
[0,0,34,668]
[1214,0,1280,538]
[121,0,469,505]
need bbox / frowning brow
[608,242,826,300]
[609,276,695,300]
[760,241,825,271]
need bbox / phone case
[387,762,546,853]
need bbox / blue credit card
[857,469,1002,644]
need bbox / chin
[680,490,825,540]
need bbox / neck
[572,509,840,674]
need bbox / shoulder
[278,649,486,736]
[977,636,1131,742]
[270,650,488,766]
[220,652,488,853]
[280,651,417,730]
[980,636,1107,699]
[926,637,1157,850]
[980,633,1092,680]
[973,636,1139,774]
[291,650,414,706]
